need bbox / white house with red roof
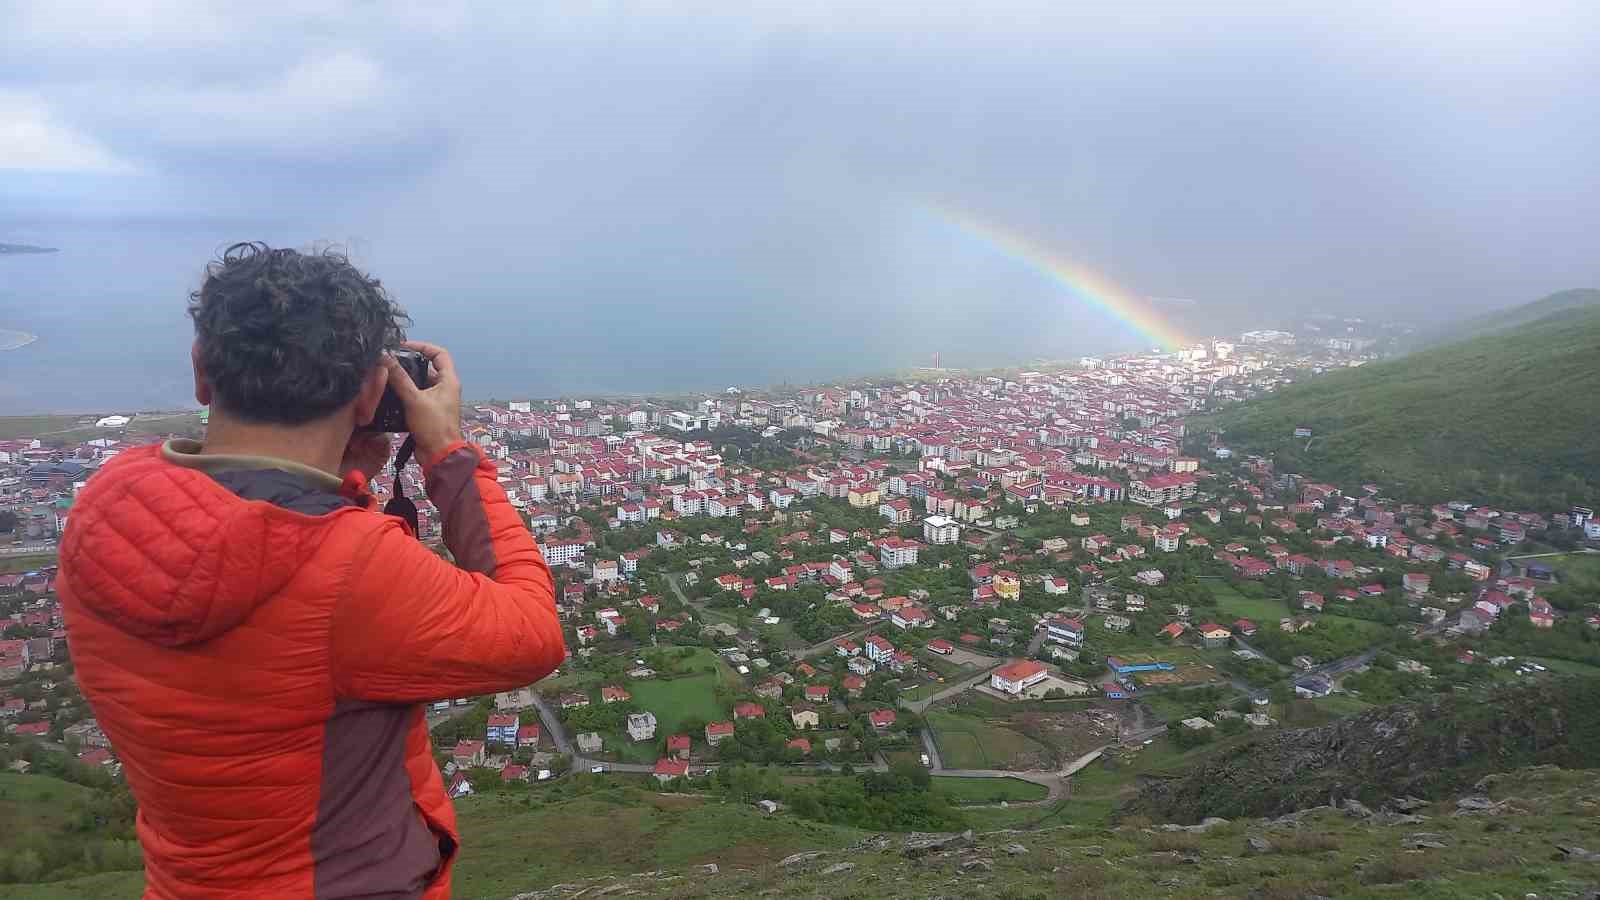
[990,659,1050,694]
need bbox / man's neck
[200,412,350,477]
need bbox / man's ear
[353,364,388,426]
[191,342,213,407]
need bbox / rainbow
[927,204,1193,352]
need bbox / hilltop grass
[928,776,1048,805]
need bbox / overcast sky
[2,1,1599,405]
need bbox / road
[899,664,1002,714]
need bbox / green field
[930,776,1047,805]
[1540,552,1600,588]
[0,411,203,444]
[925,711,1049,770]
[627,673,728,739]
[6,871,144,899]
[0,553,57,574]
[1207,585,1292,623]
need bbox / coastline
[0,329,39,351]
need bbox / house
[1403,572,1431,595]
[842,674,867,697]
[601,685,631,704]
[500,763,529,783]
[990,659,1050,695]
[1045,615,1084,645]
[705,721,735,745]
[447,771,474,799]
[733,701,766,720]
[786,737,812,756]
[486,713,520,745]
[868,709,897,730]
[1233,618,1257,637]
[1103,614,1132,633]
[1198,623,1231,649]
[848,655,876,676]
[516,724,542,749]
[790,704,820,730]
[1042,576,1072,595]
[576,732,604,753]
[1299,592,1325,612]
[452,740,486,768]
[653,757,690,782]
[1133,569,1165,587]
[666,734,692,759]
[1294,675,1333,699]
[926,638,954,655]
[804,684,831,703]
[627,711,658,742]
[876,537,921,569]
[1158,621,1186,641]
[891,606,931,630]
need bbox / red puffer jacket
[60,439,565,899]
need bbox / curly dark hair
[188,242,409,424]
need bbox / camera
[359,349,430,432]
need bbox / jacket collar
[162,438,345,492]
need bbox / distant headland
[0,242,60,254]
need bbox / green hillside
[1210,300,1600,509]
[1411,287,1600,349]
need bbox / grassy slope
[1413,287,1600,349]
[1212,303,1600,508]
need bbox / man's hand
[385,339,464,464]
[341,432,394,481]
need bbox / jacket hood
[61,445,340,647]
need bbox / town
[3,328,1599,882]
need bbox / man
[59,243,566,899]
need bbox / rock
[1404,839,1448,850]
[696,864,718,875]
[779,851,826,868]
[1456,796,1504,813]
[592,885,628,897]
[1003,843,1029,856]
[849,834,893,853]
[1342,798,1375,818]
[1161,817,1230,833]
[959,858,994,873]
[1179,854,1202,865]
[1389,796,1428,812]
[1553,845,1600,863]
[903,830,975,858]
[1081,845,1105,857]
[1247,836,1273,854]
[820,862,856,875]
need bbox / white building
[990,660,1050,695]
[922,515,961,545]
[627,711,658,742]
[539,540,586,566]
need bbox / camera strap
[383,435,420,536]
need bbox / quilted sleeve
[329,442,566,702]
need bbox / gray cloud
[2,1,1598,409]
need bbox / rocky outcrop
[1128,678,1600,823]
